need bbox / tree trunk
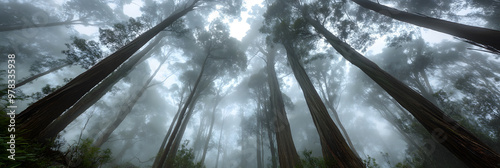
[163,95,200,168]
[116,140,133,161]
[303,11,500,167]
[266,124,278,168]
[0,63,70,97]
[0,19,84,32]
[260,45,302,167]
[193,113,206,159]
[155,53,209,168]
[316,81,359,157]
[18,63,70,88]
[152,101,182,167]
[37,32,168,141]
[215,119,224,168]
[256,109,263,168]
[350,0,500,52]
[282,36,364,167]
[17,0,198,140]
[92,58,166,148]
[200,96,222,164]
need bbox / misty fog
[1,0,499,167]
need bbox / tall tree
[92,56,169,148]
[157,21,247,167]
[263,1,364,166]
[0,0,118,32]
[17,0,199,140]
[298,3,500,167]
[199,86,225,164]
[0,36,103,95]
[306,55,358,154]
[257,44,302,167]
[152,85,188,168]
[350,0,500,53]
[37,31,167,141]
[214,118,225,168]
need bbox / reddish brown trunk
[303,11,500,167]
[18,1,197,140]
[351,0,500,52]
[38,33,167,141]
[260,46,302,167]
[281,26,364,167]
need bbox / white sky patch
[107,3,117,10]
[227,0,264,40]
[421,28,455,44]
[366,36,386,55]
[73,25,98,37]
[229,20,250,40]
[53,0,66,5]
[123,0,144,18]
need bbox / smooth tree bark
[257,45,302,167]
[155,55,209,168]
[17,63,70,88]
[92,57,167,148]
[214,119,224,168]
[163,92,202,167]
[17,0,199,140]
[200,95,223,164]
[0,63,69,97]
[350,0,500,52]
[302,10,500,167]
[0,19,91,32]
[255,108,263,168]
[38,32,168,141]
[152,109,180,167]
[152,87,186,167]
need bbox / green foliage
[64,138,112,167]
[300,150,326,168]
[28,57,68,74]
[99,18,145,52]
[0,109,66,167]
[171,140,204,168]
[165,19,190,37]
[393,157,423,168]
[30,84,60,102]
[62,36,103,69]
[363,155,380,168]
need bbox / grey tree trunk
[163,96,200,167]
[92,57,167,148]
[152,106,181,167]
[0,19,86,32]
[155,53,209,168]
[200,96,222,164]
[18,63,70,88]
[214,119,224,168]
